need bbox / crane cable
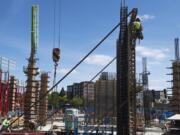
[5,22,120,131]
[53,0,56,49]
[51,0,61,126]
[51,0,57,126]
[58,0,61,49]
[52,0,57,91]
[52,0,61,92]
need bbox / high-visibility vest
[2,119,10,127]
[134,21,141,30]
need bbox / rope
[5,22,120,131]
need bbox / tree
[70,97,83,108]
[59,95,68,106]
[48,91,59,109]
[59,87,66,97]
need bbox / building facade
[99,72,116,80]
[94,72,116,123]
[67,81,95,113]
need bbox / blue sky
[0,0,180,90]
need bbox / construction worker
[1,117,10,132]
[133,18,143,40]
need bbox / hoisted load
[52,48,60,63]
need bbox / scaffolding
[0,71,9,116]
[171,38,180,113]
[0,57,15,116]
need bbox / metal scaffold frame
[0,56,16,116]
[0,71,10,116]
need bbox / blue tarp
[160,111,174,120]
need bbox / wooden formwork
[9,76,17,112]
[38,73,49,125]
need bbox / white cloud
[136,46,169,61]
[148,61,161,65]
[57,68,77,75]
[162,48,170,52]
[138,14,155,22]
[85,54,113,66]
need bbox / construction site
[0,0,180,135]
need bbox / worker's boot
[136,31,143,40]
[139,32,144,40]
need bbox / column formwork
[9,76,17,112]
[38,73,49,126]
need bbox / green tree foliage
[70,97,83,108]
[59,87,66,97]
[48,90,84,109]
[48,91,59,109]
[59,95,68,105]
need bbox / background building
[94,72,116,122]
[67,81,95,113]
[67,85,73,99]
[80,82,94,113]
[99,72,116,80]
